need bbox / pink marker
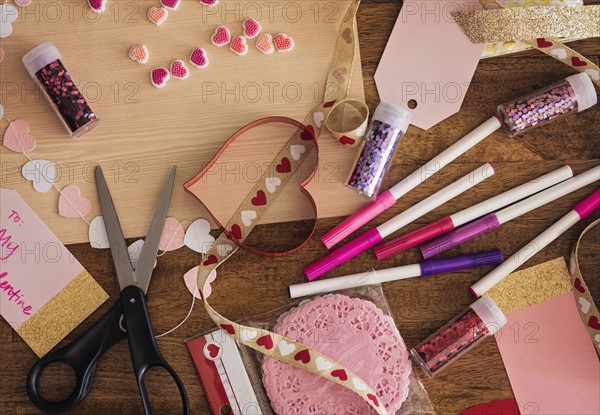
[304,163,495,281]
[470,188,600,297]
[372,165,573,260]
[321,73,597,249]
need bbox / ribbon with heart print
[187,1,387,413]
[570,218,600,356]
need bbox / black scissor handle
[26,301,127,413]
[120,285,190,415]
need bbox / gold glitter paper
[16,270,109,357]
[485,257,572,314]
[453,5,600,43]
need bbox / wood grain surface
[1,1,600,414]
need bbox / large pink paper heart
[183,266,217,299]
[3,119,36,153]
[59,185,91,218]
[159,217,185,251]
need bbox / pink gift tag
[375,1,485,130]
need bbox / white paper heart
[352,377,368,391]
[278,340,296,356]
[0,3,18,39]
[184,265,217,299]
[89,216,110,249]
[22,160,55,193]
[315,356,333,371]
[265,177,281,193]
[241,328,258,341]
[579,296,591,314]
[585,69,599,82]
[216,243,233,257]
[290,144,306,161]
[241,210,257,227]
[550,48,567,60]
[313,111,324,128]
[184,219,215,254]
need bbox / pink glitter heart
[170,60,189,80]
[88,0,106,12]
[200,0,219,5]
[161,0,180,10]
[190,48,208,68]
[183,266,217,299]
[58,185,91,218]
[151,67,170,88]
[211,26,230,46]
[159,217,185,251]
[3,119,36,153]
[242,18,261,38]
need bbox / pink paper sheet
[496,292,600,414]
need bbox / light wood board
[0,0,366,244]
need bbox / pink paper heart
[58,184,91,218]
[88,0,106,12]
[161,0,180,10]
[190,48,208,68]
[151,67,170,88]
[170,60,189,80]
[211,26,230,47]
[159,217,185,251]
[242,18,261,38]
[184,266,217,299]
[3,119,36,153]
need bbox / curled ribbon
[187,1,386,413]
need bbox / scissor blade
[135,166,176,294]
[95,166,137,290]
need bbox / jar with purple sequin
[346,102,412,198]
[23,42,99,138]
[497,72,597,137]
[411,296,507,377]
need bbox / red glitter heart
[367,394,379,407]
[339,135,355,145]
[276,157,292,173]
[257,335,273,350]
[589,316,600,330]
[300,125,315,141]
[574,278,585,293]
[293,349,311,364]
[572,57,587,67]
[251,190,267,206]
[207,343,220,358]
[230,224,242,239]
[331,369,348,381]
[203,255,218,266]
[220,324,235,335]
[536,38,553,48]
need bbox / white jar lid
[566,72,598,113]
[372,101,412,133]
[22,42,62,77]
[469,295,507,335]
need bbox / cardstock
[460,398,520,415]
[374,1,485,130]
[0,188,108,356]
[496,292,600,415]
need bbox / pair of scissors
[27,166,189,414]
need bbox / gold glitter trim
[16,270,109,357]
[453,5,600,43]
[485,257,572,314]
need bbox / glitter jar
[411,296,507,377]
[346,102,412,198]
[497,72,597,137]
[22,42,99,138]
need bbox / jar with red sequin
[496,72,597,137]
[411,296,507,377]
[22,42,99,138]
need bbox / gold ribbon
[192,1,385,413]
[569,219,600,357]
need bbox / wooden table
[2,1,599,414]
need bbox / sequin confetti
[128,44,149,64]
[211,26,230,47]
[190,48,208,68]
[87,0,106,13]
[230,35,248,56]
[347,120,404,198]
[35,60,98,135]
[170,60,189,80]
[148,6,168,26]
[497,78,579,137]
[274,33,294,52]
[161,0,180,10]
[151,67,170,88]
[256,33,275,55]
[242,18,261,38]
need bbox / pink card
[496,292,600,414]
[0,188,108,357]
[375,1,485,130]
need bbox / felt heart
[242,18,261,38]
[290,144,306,161]
[22,160,55,193]
[572,57,587,67]
[184,219,215,253]
[331,369,348,381]
[550,48,566,60]
[211,26,231,47]
[313,111,324,128]
[278,340,295,356]
[367,394,379,407]
[265,177,281,193]
[184,266,217,299]
[206,343,220,358]
[230,35,248,56]
[159,217,185,251]
[300,125,315,141]
[161,0,180,10]
[585,69,599,81]
[128,44,149,64]
[200,0,219,5]
[229,224,242,239]
[341,28,352,44]
[216,243,233,257]
[89,216,110,249]
[203,254,218,266]
[589,316,600,330]
[339,135,355,145]
[190,48,208,68]
[147,7,168,26]
[251,190,267,206]
[257,334,273,350]
[151,67,170,89]
[170,60,189,80]
[58,185,91,218]
[574,278,585,293]
[3,119,36,153]
[256,33,274,54]
[315,356,332,371]
[276,157,291,173]
[294,349,310,364]
[127,239,158,271]
[220,324,235,335]
[579,296,591,314]
[352,377,368,391]
[536,38,552,48]
[241,328,258,341]
[274,33,294,52]
[0,3,18,39]
[241,210,257,227]
[88,0,106,13]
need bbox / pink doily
[262,294,411,414]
